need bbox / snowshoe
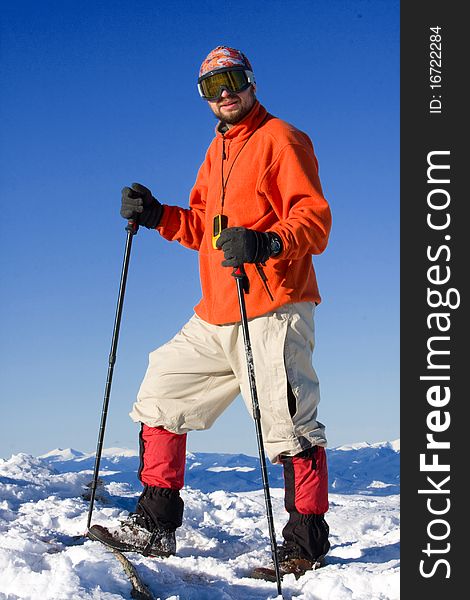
[87,513,176,557]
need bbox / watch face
[270,236,281,255]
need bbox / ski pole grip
[232,264,246,279]
[126,219,139,235]
[232,264,249,293]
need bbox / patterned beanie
[199,46,253,79]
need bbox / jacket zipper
[255,264,274,301]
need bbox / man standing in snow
[89,46,331,579]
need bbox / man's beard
[210,88,256,125]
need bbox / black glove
[216,227,282,267]
[120,183,163,229]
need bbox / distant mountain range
[40,439,399,496]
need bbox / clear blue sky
[0,0,399,458]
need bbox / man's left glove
[216,227,282,267]
[120,183,163,228]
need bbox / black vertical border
[401,2,465,597]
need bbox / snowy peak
[335,439,400,452]
[38,448,86,461]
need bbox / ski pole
[232,265,283,597]
[86,219,138,531]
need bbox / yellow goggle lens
[199,70,250,100]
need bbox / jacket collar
[215,101,268,141]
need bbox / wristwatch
[268,233,282,257]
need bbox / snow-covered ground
[0,442,400,600]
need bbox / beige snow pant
[130,301,326,463]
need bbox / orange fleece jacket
[156,101,332,325]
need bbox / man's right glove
[120,183,163,229]
[216,227,282,267]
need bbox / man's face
[208,85,257,127]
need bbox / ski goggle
[198,67,255,101]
